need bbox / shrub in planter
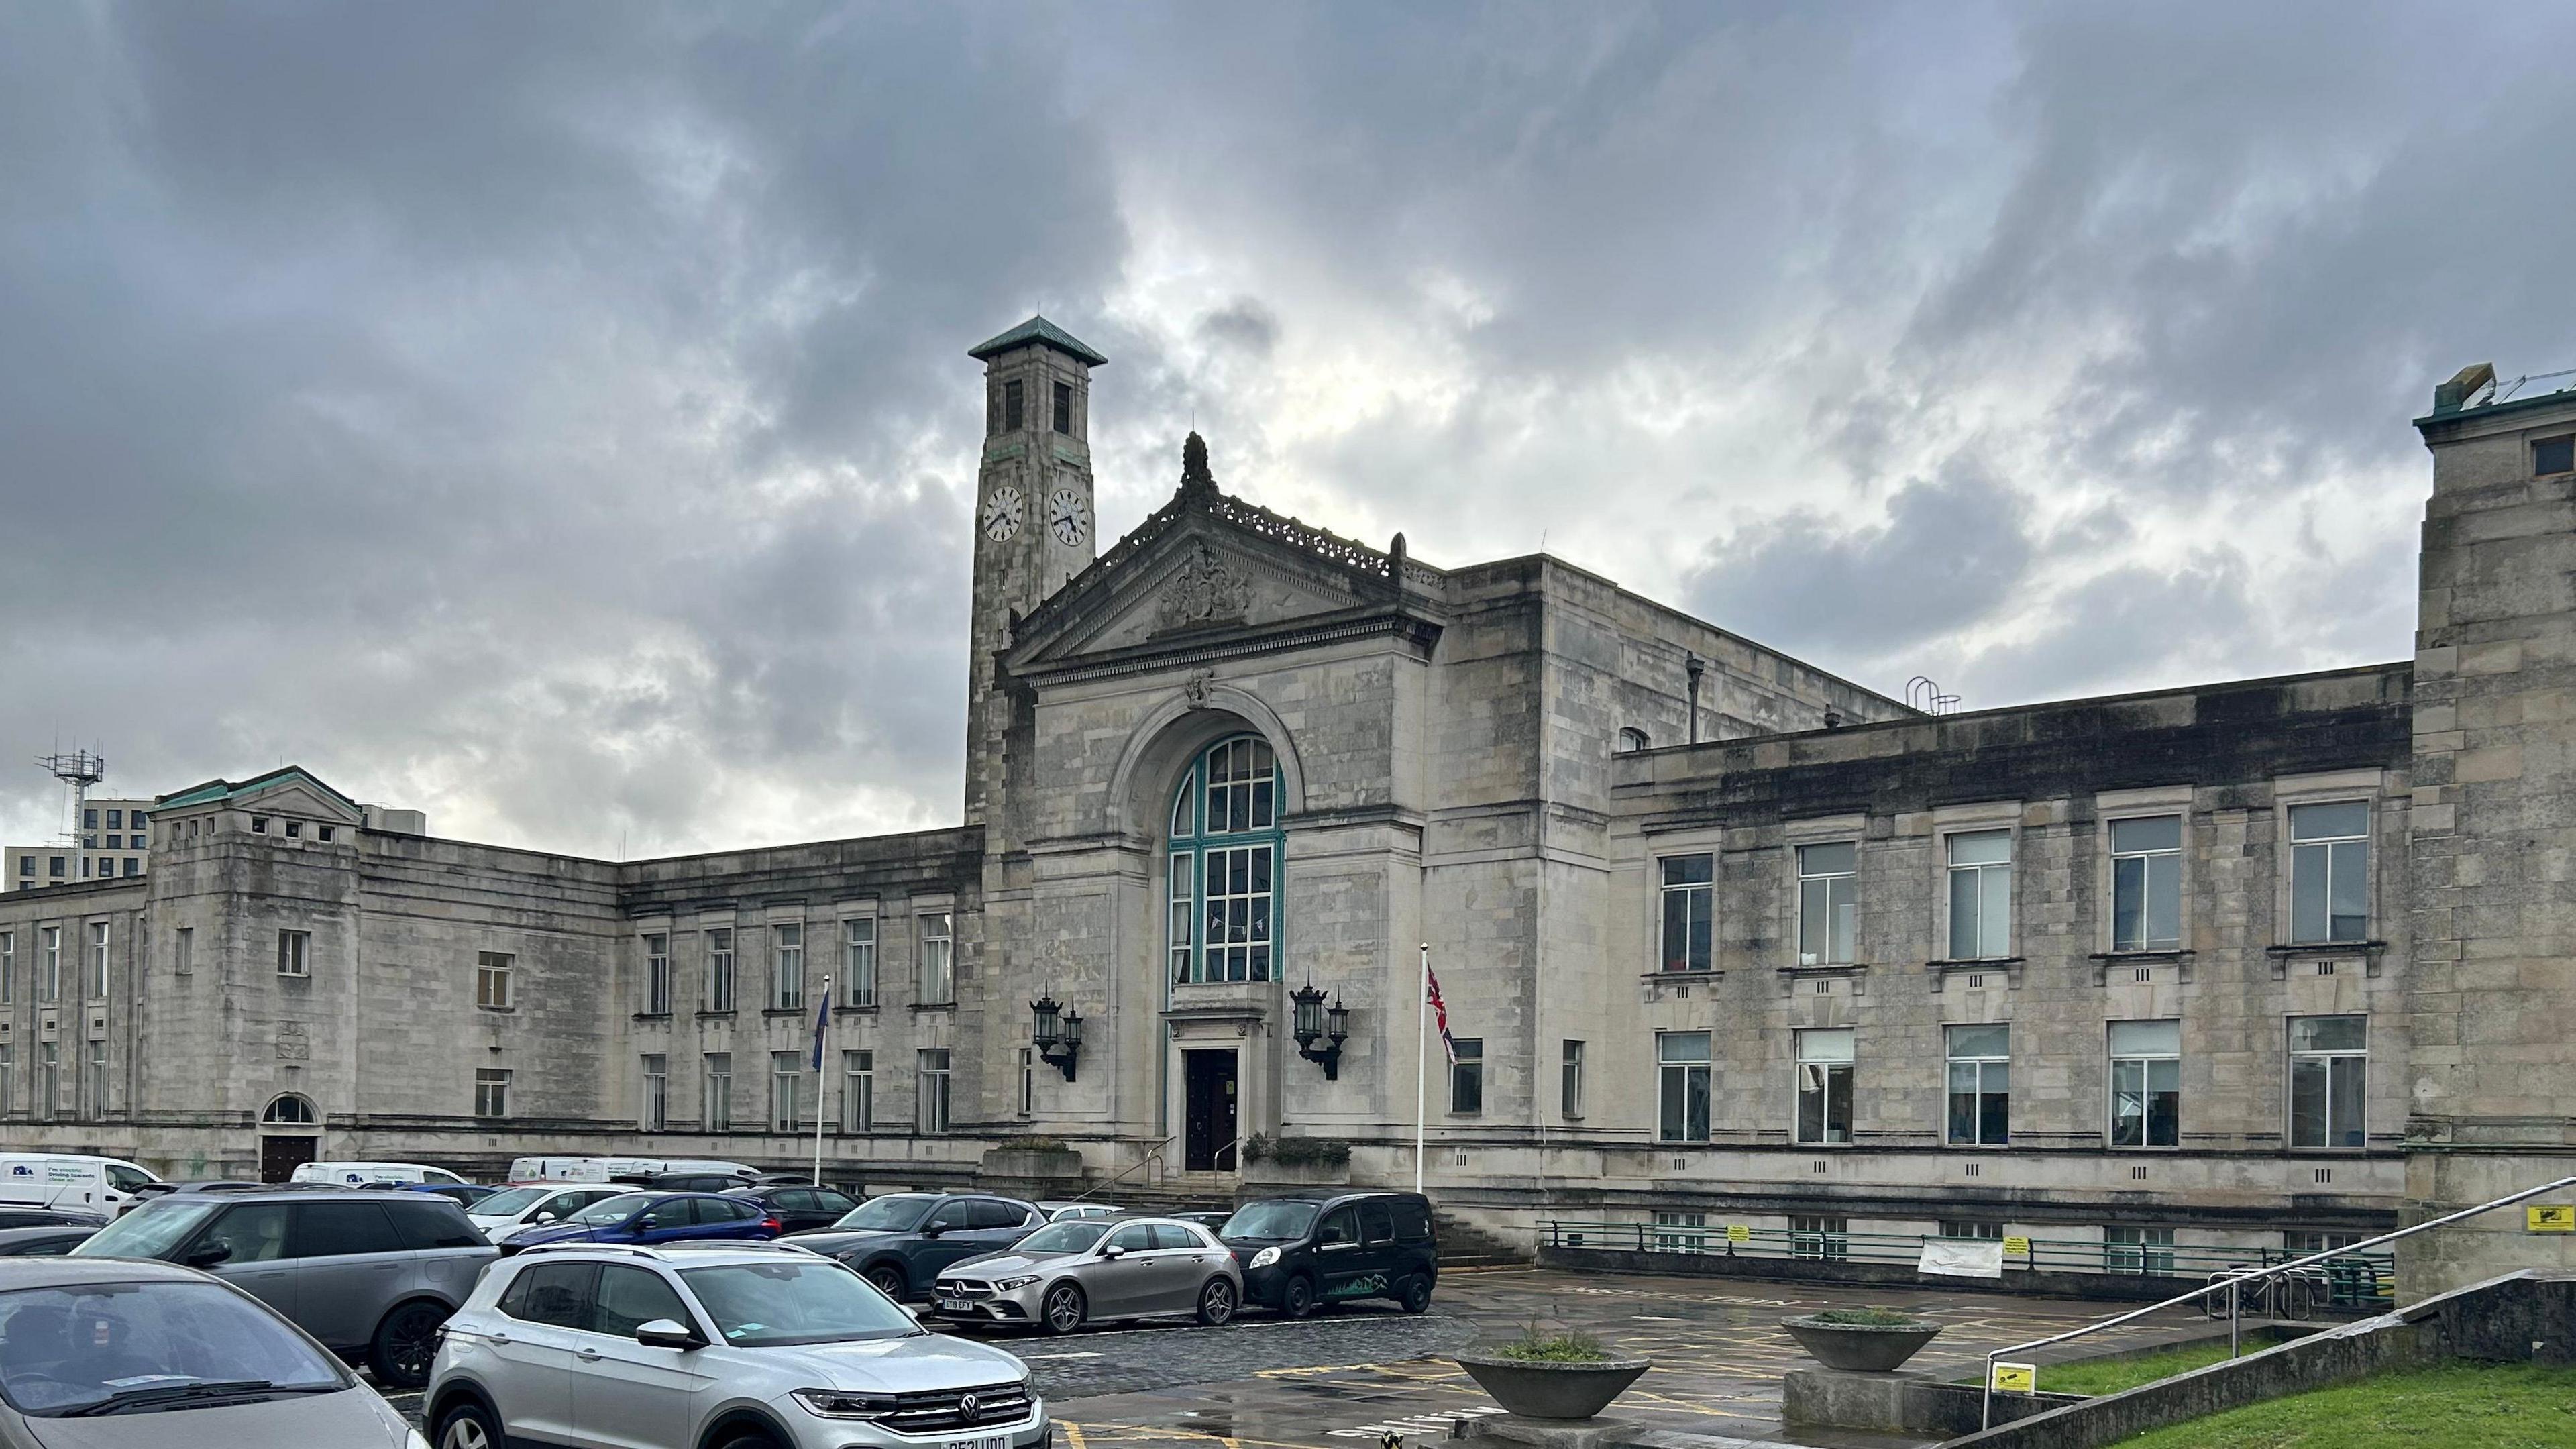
[1456,1324,1650,1420]
[1240,1134,1351,1167]
[1780,1307,1944,1373]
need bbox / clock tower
[964,315,1104,830]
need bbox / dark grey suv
[72,1187,496,1387]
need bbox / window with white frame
[0,1044,14,1116]
[82,1042,105,1118]
[1945,1023,2010,1145]
[1167,735,1281,984]
[39,927,60,1000]
[1945,830,2012,959]
[0,931,13,1004]
[1652,1210,1710,1254]
[843,1050,874,1132]
[2111,816,2184,950]
[706,929,736,1012]
[1795,1028,1854,1144]
[704,1053,733,1131]
[917,913,954,1004]
[843,917,877,1007]
[771,924,805,1012]
[1017,1047,1034,1116]
[2110,1020,2182,1148]
[1790,1214,1849,1260]
[917,1049,951,1133]
[1796,843,1858,965]
[642,934,670,1015]
[2103,1224,2175,1274]
[1561,1040,1585,1118]
[85,922,109,999]
[770,1051,800,1131]
[2288,802,2370,944]
[2288,1016,2367,1149]
[474,1068,510,1119]
[1660,854,1713,972]
[476,951,513,1009]
[37,1043,58,1120]
[1657,1032,1711,1142]
[1450,1039,1483,1114]
[276,930,308,979]
[2284,1230,2365,1256]
[1939,1220,2005,1240]
[640,1054,667,1130]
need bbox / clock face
[1048,488,1090,547]
[981,486,1024,542]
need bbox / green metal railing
[1537,1219,2394,1311]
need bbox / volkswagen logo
[958,1393,981,1418]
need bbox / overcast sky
[5,2,2572,858]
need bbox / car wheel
[1196,1276,1238,1326]
[1042,1281,1087,1335]
[715,1434,783,1449]
[863,1263,907,1301]
[435,1401,501,1449]
[371,1299,449,1389]
[1397,1274,1434,1313]
[1281,1274,1317,1319]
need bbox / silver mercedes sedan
[931,1216,1242,1334]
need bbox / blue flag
[810,977,832,1071]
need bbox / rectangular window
[169,927,190,979]
[2284,1230,2364,1256]
[1167,852,1195,984]
[1657,1032,1711,1143]
[1939,1220,2005,1240]
[276,930,309,978]
[2536,434,2575,476]
[917,1048,951,1133]
[771,923,805,1012]
[15,857,28,877]
[2289,802,2369,944]
[706,928,736,1012]
[2289,1016,2367,1149]
[1017,1047,1035,1116]
[82,810,96,831]
[104,835,120,850]
[121,858,138,877]
[1189,845,1275,983]
[2110,1019,2182,1148]
[2103,1225,2176,1275]
[1946,830,2012,959]
[1450,1039,1484,1114]
[640,1054,667,1130]
[1795,1028,1855,1145]
[1560,1040,1585,1118]
[316,826,332,843]
[38,928,60,1000]
[917,913,954,1003]
[843,918,877,1007]
[1659,854,1714,972]
[46,857,62,879]
[85,922,108,999]
[1945,1023,2010,1146]
[1796,842,1858,965]
[704,1053,733,1132]
[129,811,145,830]
[1652,1210,1710,1254]
[0,1044,13,1116]
[0,931,11,1003]
[1790,1214,1849,1261]
[642,934,670,1015]
[476,951,513,1009]
[2111,815,2184,950]
[82,1041,105,1118]
[106,810,122,829]
[38,1043,58,1120]
[843,1050,874,1133]
[1003,378,1024,431]
[771,1051,800,1132]
[1052,380,1072,434]
[474,1068,511,1120]
[284,820,301,839]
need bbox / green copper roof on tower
[968,315,1108,368]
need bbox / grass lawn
[2033,1339,2243,1396]
[2107,1360,2576,1448]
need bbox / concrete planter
[1779,1315,1943,1372]
[979,1148,1083,1183]
[1454,1352,1652,1420]
[1242,1156,1350,1188]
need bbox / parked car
[0,1256,419,1444]
[1036,1201,1122,1222]
[428,1241,1048,1449]
[500,1191,782,1254]
[0,1225,96,1256]
[291,1161,474,1189]
[786,1193,1044,1302]
[1220,1191,1439,1318]
[402,1183,499,1208]
[0,1207,104,1231]
[70,1186,496,1387]
[468,1183,634,1242]
[934,1215,1242,1334]
[610,1169,761,1193]
[722,1183,861,1234]
[127,1179,270,1207]
[0,1154,162,1217]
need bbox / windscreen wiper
[62,1379,334,1417]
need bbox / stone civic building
[1,327,2569,1296]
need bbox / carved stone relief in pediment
[1154,544,1252,634]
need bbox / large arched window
[1168,735,1281,983]
[260,1093,318,1126]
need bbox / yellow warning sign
[2002,1235,2031,1256]
[1990,1362,2037,1395]
[1725,1223,1750,1243]
[2528,1205,2575,1233]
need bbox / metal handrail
[1069,1134,1177,1203]
[1977,1173,2576,1429]
[1538,1220,2390,1285]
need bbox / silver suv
[427,1242,1049,1449]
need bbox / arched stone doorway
[258,1092,321,1182]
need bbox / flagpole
[1415,943,1429,1196]
[812,973,832,1187]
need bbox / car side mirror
[1101,1244,1125,1259]
[920,1224,946,1238]
[535,1213,558,1224]
[634,1318,704,1351]
[181,1244,232,1269]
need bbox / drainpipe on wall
[1685,654,1705,745]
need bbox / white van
[0,1155,162,1216]
[504,1156,755,1184]
[289,1161,472,1188]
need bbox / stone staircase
[1435,1208,1531,1269]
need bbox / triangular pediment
[158,766,366,824]
[1038,522,1389,662]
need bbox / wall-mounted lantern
[1030,992,1083,1082]
[1290,985,1349,1080]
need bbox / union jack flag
[1425,965,1458,1066]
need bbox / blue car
[498,1191,781,1254]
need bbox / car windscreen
[470,1187,551,1218]
[0,1280,347,1417]
[70,1201,221,1262]
[1011,1221,1111,1255]
[679,1260,920,1346]
[1220,1200,1320,1242]
[570,1193,658,1226]
[830,1194,934,1232]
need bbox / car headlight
[1249,1246,1280,1269]
[996,1275,1039,1291]
[794,1387,900,1419]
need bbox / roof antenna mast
[37,747,106,883]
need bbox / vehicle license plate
[940,1297,973,1313]
[941,1437,1007,1449]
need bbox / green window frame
[1168,735,1282,984]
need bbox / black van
[1220,1190,1438,1317]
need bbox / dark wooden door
[1183,1051,1238,1171]
[258,1134,317,1183]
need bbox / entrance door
[1183,1051,1238,1171]
[259,1134,317,1183]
